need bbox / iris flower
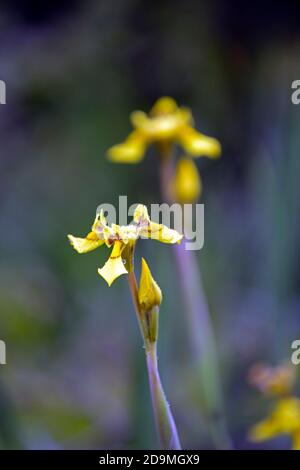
[68,204,182,286]
[107,97,221,164]
[249,397,300,450]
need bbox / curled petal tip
[97,268,113,287]
[67,232,103,254]
[98,265,128,287]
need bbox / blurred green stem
[159,153,232,450]
[128,271,181,450]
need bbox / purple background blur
[0,0,300,449]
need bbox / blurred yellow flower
[107,97,221,163]
[172,157,202,204]
[249,363,295,397]
[249,397,300,450]
[68,205,182,286]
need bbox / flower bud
[138,258,162,312]
[173,157,201,204]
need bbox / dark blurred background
[0,0,300,449]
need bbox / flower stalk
[128,266,181,450]
[146,341,181,450]
[173,242,230,449]
[106,97,231,448]
[159,150,231,450]
[68,204,183,449]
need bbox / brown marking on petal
[146,225,162,234]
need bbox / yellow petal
[140,221,183,244]
[131,108,192,140]
[138,258,162,312]
[133,204,150,224]
[173,157,202,203]
[130,111,149,129]
[92,210,116,246]
[98,241,128,286]
[273,398,300,432]
[92,209,108,230]
[249,397,300,445]
[107,131,146,163]
[68,232,104,254]
[249,417,280,442]
[150,96,179,116]
[178,126,221,158]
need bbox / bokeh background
[0,0,300,450]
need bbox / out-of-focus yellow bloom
[68,205,182,286]
[138,258,162,312]
[173,157,202,204]
[249,363,295,397]
[249,397,300,450]
[107,97,221,163]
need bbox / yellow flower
[172,157,202,204]
[138,258,162,312]
[107,97,221,163]
[68,204,182,286]
[249,363,295,397]
[249,397,300,450]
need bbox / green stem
[128,271,181,450]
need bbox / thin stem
[127,270,181,450]
[159,151,175,204]
[174,244,231,449]
[128,269,143,337]
[145,342,181,450]
[159,151,232,449]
